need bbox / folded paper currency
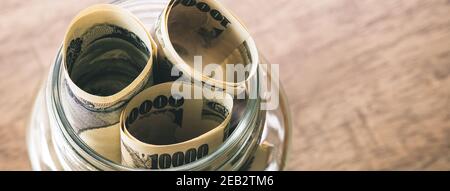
[154,0,259,94]
[120,82,233,169]
[61,4,157,162]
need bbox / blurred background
[1,0,449,170]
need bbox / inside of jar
[52,1,262,170]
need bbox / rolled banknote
[120,82,233,169]
[61,4,157,162]
[154,0,259,95]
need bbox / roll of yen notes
[154,0,259,95]
[120,82,233,169]
[61,4,157,162]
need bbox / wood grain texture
[0,0,449,170]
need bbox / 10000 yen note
[120,82,233,169]
[61,4,157,162]
[154,0,259,92]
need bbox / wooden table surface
[1,0,449,170]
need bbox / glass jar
[26,0,292,171]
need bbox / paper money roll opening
[154,0,259,93]
[63,4,156,109]
[120,82,233,169]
